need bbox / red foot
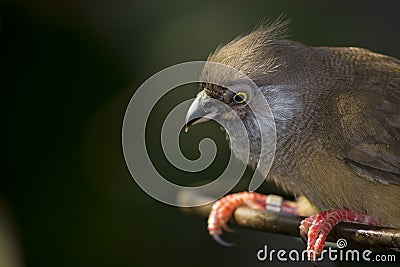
[299,209,380,261]
[208,192,298,246]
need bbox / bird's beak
[185,92,217,132]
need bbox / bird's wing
[336,83,400,185]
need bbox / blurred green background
[1,0,400,266]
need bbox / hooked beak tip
[184,117,212,132]
[185,92,216,132]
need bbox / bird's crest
[201,17,290,90]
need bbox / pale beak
[185,92,217,132]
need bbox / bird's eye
[232,92,248,104]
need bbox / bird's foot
[299,209,380,261]
[208,192,299,246]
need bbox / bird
[184,19,400,259]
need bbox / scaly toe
[299,214,316,243]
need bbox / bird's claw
[299,209,379,262]
[213,234,235,247]
[208,192,300,246]
[208,192,268,243]
[221,223,235,233]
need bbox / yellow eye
[232,92,248,104]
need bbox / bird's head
[185,19,294,132]
[184,19,308,172]
[185,82,253,130]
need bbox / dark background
[1,1,400,266]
